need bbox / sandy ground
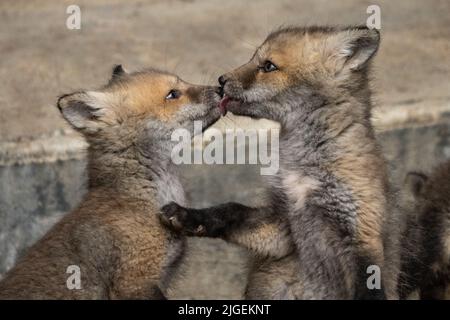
[0,0,449,141]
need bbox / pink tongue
[219,96,230,116]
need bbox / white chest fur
[154,171,186,207]
[280,170,321,212]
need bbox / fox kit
[398,162,450,299]
[0,66,221,299]
[161,26,400,299]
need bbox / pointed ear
[109,64,127,83]
[327,27,380,72]
[57,91,112,133]
[404,171,428,198]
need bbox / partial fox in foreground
[161,25,404,299]
[0,66,221,299]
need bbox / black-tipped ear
[110,64,127,83]
[404,171,428,198]
[57,91,105,133]
[332,27,380,72]
[112,64,125,76]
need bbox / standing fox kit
[162,26,399,299]
[0,66,221,299]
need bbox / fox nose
[214,86,223,97]
[218,75,228,87]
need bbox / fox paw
[159,202,206,236]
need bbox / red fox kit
[161,26,400,299]
[399,162,450,299]
[0,66,221,299]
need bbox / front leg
[160,202,247,237]
[288,203,386,300]
[160,202,293,259]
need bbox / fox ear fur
[328,26,380,72]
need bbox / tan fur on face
[102,72,201,122]
[228,33,325,92]
[225,27,378,98]
[258,32,330,84]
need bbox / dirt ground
[0,0,449,141]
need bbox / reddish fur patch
[105,72,202,122]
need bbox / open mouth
[219,95,241,116]
[219,96,230,116]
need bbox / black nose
[218,75,227,86]
[214,86,223,97]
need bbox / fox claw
[194,224,206,236]
[159,202,206,236]
[168,215,183,230]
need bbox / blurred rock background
[0,0,449,299]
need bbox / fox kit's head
[57,66,221,157]
[405,166,450,217]
[219,26,380,125]
[404,165,450,273]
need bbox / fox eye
[165,90,181,100]
[261,60,278,73]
